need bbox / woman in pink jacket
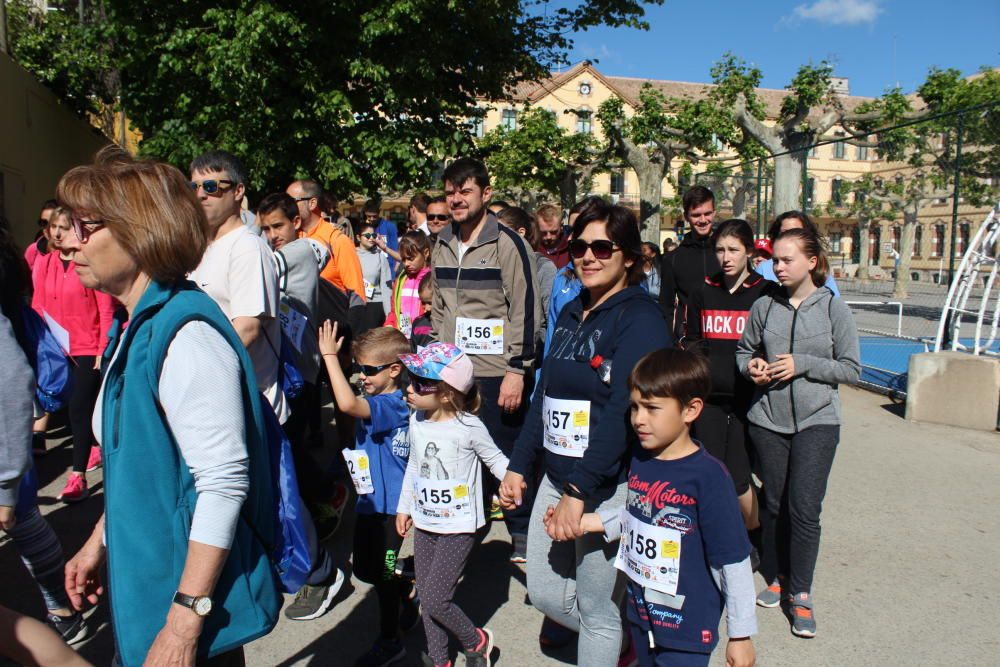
[31,208,116,503]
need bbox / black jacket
[658,232,721,342]
[686,270,776,404]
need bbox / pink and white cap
[398,342,475,393]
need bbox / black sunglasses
[360,232,377,239]
[410,377,440,395]
[70,215,106,244]
[188,179,234,195]
[568,239,620,260]
[353,361,395,376]
[426,214,450,222]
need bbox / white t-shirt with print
[190,224,289,423]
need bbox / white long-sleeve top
[94,321,249,549]
[397,411,508,532]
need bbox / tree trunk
[559,169,578,212]
[856,217,872,282]
[636,166,664,245]
[772,151,804,215]
[892,211,918,299]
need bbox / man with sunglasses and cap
[431,157,542,563]
[287,179,366,300]
[188,149,289,424]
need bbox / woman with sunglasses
[501,200,670,667]
[59,148,281,666]
[30,207,116,501]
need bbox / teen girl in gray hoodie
[736,228,860,639]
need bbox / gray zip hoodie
[736,287,860,434]
[0,311,34,507]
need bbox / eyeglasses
[292,196,312,203]
[410,378,440,395]
[70,215,106,244]
[188,179,234,195]
[353,361,395,376]
[568,239,620,260]
[426,214,450,222]
[360,232,377,240]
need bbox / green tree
[850,69,999,298]
[597,85,722,243]
[16,0,657,196]
[821,174,899,282]
[478,107,602,210]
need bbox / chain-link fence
[689,101,999,398]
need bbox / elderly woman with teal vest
[58,148,280,666]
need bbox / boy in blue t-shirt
[320,321,416,665]
[562,348,757,667]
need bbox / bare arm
[231,316,263,350]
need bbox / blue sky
[562,0,999,98]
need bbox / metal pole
[0,0,9,56]
[947,113,964,289]
[800,148,809,211]
[756,160,763,236]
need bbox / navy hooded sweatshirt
[508,285,670,502]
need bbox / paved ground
[2,386,998,666]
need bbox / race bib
[364,280,376,300]
[455,317,503,355]
[278,299,308,352]
[542,395,590,458]
[412,477,474,533]
[342,449,374,495]
[399,313,413,339]
[614,512,682,596]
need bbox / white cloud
[788,0,883,26]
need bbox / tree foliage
[8,0,663,197]
[478,106,601,210]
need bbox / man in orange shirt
[286,179,365,299]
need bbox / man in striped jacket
[431,157,541,562]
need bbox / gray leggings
[526,475,626,667]
[750,424,840,596]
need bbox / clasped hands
[499,471,585,541]
[747,354,796,386]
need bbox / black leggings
[692,401,753,495]
[68,356,101,473]
[353,512,410,639]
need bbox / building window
[891,225,901,253]
[610,172,625,195]
[831,178,844,206]
[829,232,843,254]
[808,146,818,158]
[857,145,869,160]
[804,177,815,206]
[955,222,971,256]
[470,116,484,138]
[913,225,923,257]
[501,108,517,131]
[833,137,846,159]
[931,223,945,257]
[576,110,592,135]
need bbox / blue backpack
[253,398,313,594]
[19,304,73,413]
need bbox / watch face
[193,597,213,616]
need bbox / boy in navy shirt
[557,348,757,667]
[319,322,418,666]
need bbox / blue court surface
[859,336,1000,394]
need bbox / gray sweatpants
[526,475,626,667]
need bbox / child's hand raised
[395,513,413,538]
[318,320,344,358]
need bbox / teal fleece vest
[100,280,280,666]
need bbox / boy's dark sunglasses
[188,179,234,195]
[70,215,106,244]
[353,361,395,376]
[410,378,440,395]
[360,232,377,239]
[426,214,450,222]
[568,239,620,260]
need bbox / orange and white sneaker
[58,474,89,503]
[790,592,817,638]
[756,577,784,608]
[86,446,102,472]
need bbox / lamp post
[0,0,9,55]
